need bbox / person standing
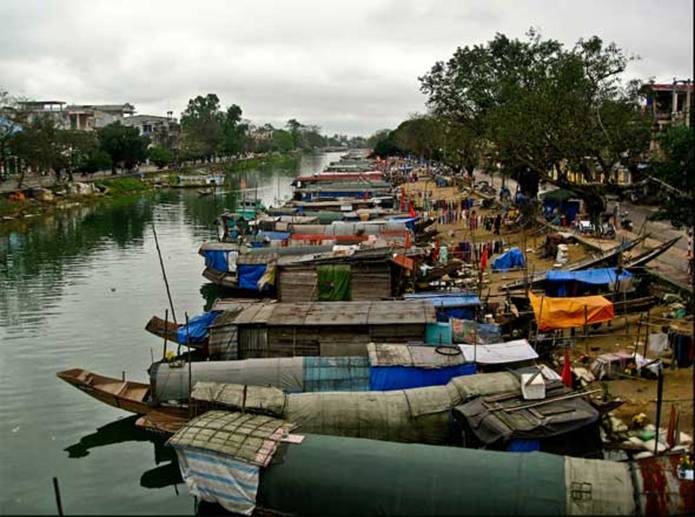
[493,213,502,235]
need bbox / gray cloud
[1,0,692,135]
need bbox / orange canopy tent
[529,292,615,331]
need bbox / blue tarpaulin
[204,250,229,273]
[303,357,370,392]
[177,311,220,345]
[257,231,290,241]
[492,247,526,272]
[369,363,476,390]
[405,293,481,322]
[388,215,420,231]
[237,264,267,290]
[545,268,633,297]
[506,439,540,452]
[546,268,632,285]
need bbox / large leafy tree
[0,90,29,178]
[286,119,302,148]
[420,30,651,219]
[222,104,246,156]
[180,94,224,160]
[12,115,67,180]
[650,125,695,229]
[97,121,149,173]
[271,129,294,153]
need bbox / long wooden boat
[57,368,187,418]
[503,234,649,291]
[626,236,680,270]
[57,369,152,414]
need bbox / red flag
[480,246,489,271]
[408,200,416,217]
[561,347,573,388]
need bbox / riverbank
[0,151,302,223]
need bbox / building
[64,103,135,130]
[16,101,136,131]
[644,81,693,153]
[121,113,180,149]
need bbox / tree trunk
[517,168,540,197]
[17,165,26,189]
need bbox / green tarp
[316,265,351,301]
[257,434,566,515]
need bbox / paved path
[0,164,166,193]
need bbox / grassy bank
[0,177,151,221]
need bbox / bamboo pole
[162,309,169,360]
[583,305,589,355]
[643,307,651,359]
[654,366,664,455]
[534,295,545,347]
[152,222,178,325]
[52,477,64,516]
[185,312,193,419]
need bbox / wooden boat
[57,369,186,418]
[503,234,649,291]
[626,236,680,269]
[144,315,181,343]
[57,369,153,414]
[136,410,188,435]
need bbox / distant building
[17,101,136,131]
[644,80,692,132]
[121,113,180,149]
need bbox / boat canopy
[529,292,614,331]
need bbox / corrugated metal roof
[199,241,241,252]
[229,300,435,327]
[368,343,465,368]
[404,293,481,308]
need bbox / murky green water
[0,153,340,514]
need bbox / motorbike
[597,222,616,239]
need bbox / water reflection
[63,415,183,490]
[0,152,341,514]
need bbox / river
[0,152,342,514]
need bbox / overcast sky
[1,0,692,136]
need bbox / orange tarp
[529,292,615,331]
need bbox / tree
[222,104,246,156]
[80,148,112,175]
[180,94,223,160]
[97,121,149,173]
[650,125,695,229]
[286,119,302,148]
[420,30,651,220]
[12,114,67,181]
[148,145,174,169]
[271,129,294,153]
[369,129,401,158]
[0,90,29,179]
[300,125,326,149]
[58,130,102,180]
